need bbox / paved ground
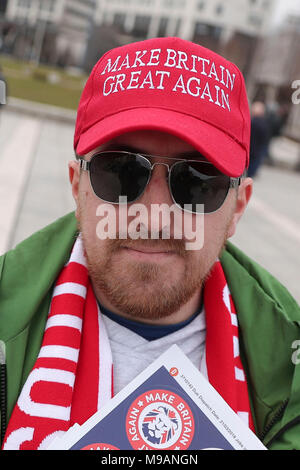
[0,107,75,253]
[231,165,300,304]
[0,105,299,304]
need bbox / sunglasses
[79,151,241,214]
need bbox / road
[0,108,299,304]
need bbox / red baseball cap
[74,37,250,177]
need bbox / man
[247,101,270,178]
[1,37,300,451]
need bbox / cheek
[202,210,232,252]
[78,185,102,238]
[203,214,224,240]
[78,175,92,204]
[206,193,236,236]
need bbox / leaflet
[48,345,266,450]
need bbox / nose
[139,162,173,206]
[131,162,176,236]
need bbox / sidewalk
[4,97,300,172]
[5,96,76,124]
[0,104,76,255]
[268,136,300,171]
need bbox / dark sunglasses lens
[89,153,150,203]
[170,162,230,213]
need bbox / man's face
[69,130,252,324]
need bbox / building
[248,15,300,141]
[0,0,9,15]
[87,0,275,75]
[1,0,277,71]
[271,0,300,28]
[1,0,96,66]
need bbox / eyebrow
[99,143,209,162]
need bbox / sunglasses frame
[79,150,241,214]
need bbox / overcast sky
[272,0,300,26]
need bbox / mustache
[107,234,188,257]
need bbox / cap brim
[76,108,247,177]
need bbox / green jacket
[1,212,300,450]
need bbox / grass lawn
[0,55,87,110]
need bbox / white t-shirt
[102,309,207,395]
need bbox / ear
[68,160,80,219]
[227,177,253,239]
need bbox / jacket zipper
[264,414,300,449]
[260,399,292,446]
[260,399,289,442]
[0,340,7,447]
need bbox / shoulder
[221,242,300,445]
[0,212,78,340]
[0,212,77,274]
[221,241,300,322]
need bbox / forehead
[84,130,207,160]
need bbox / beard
[79,224,228,322]
[85,239,205,321]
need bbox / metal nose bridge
[149,161,172,176]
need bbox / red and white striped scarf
[3,237,254,450]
